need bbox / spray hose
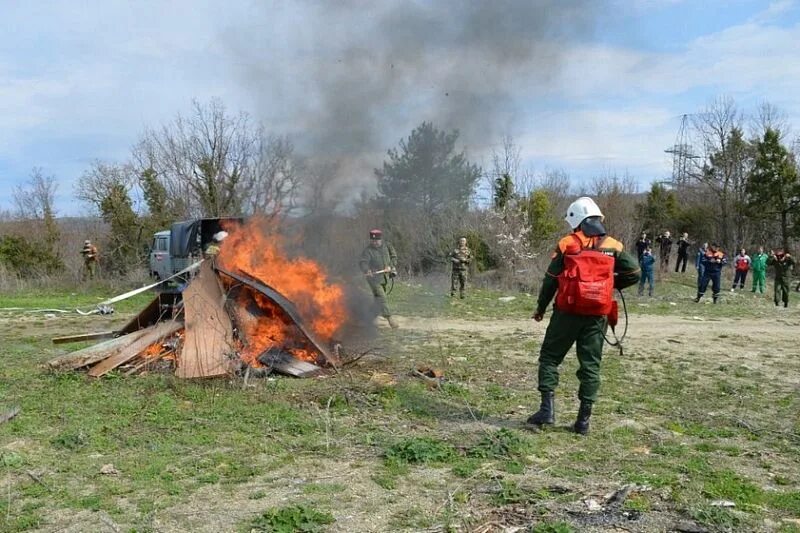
[603,289,629,356]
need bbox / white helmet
[564,197,603,229]
[213,231,228,242]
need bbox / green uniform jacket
[768,254,794,280]
[751,252,768,273]
[359,243,397,275]
[535,231,640,315]
[449,247,472,271]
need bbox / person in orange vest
[528,197,640,435]
[694,243,727,303]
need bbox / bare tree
[240,133,302,218]
[690,97,752,250]
[75,161,136,213]
[591,172,640,247]
[132,98,258,217]
[490,134,522,209]
[750,101,789,141]
[13,168,58,221]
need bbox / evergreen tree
[493,173,514,211]
[375,122,481,212]
[746,128,800,251]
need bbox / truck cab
[148,217,243,285]
[149,231,172,280]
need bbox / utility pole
[664,114,700,187]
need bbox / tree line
[2,96,798,288]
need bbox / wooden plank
[258,350,323,378]
[88,320,183,377]
[176,262,234,378]
[52,331,117,345]
[47,330,149,370]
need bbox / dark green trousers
[537,309,607,404]
[775,277,790,306]
[367,277,391,317]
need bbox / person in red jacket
[731,248,750,291]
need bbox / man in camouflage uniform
[81,240,98,280]
[449,237,472,298]
[768,248,794,308]
[359,229,399,328]
[528,197,640,435]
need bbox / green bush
[0,235,63,277]
[249,504,334,532]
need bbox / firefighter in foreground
[449,237,472,298]
[359,229,399,328]
[81,239,99,280]
[528,197,640,435]
[768,248,794,308]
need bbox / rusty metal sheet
[176,262,234,378]
[214,266,337,366]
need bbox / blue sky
[1,0,799,215]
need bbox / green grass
[1,283,799,531]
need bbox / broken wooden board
[176,262,234,378]
[88,320,183,377]
[216,266,338,366]
[258,349,323,378]
[52,331,117,345]
[117,293,182,335]
[47,329,149,370]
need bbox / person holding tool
[359,229,399,328]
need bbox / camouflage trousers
[367,276,391,318]
[451,270,467,297]
[83,260,96,280]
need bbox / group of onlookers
[634,231,795,306]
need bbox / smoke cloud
[224,0,599,199]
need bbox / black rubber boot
[526,391,555,427]
[573,402,593,435]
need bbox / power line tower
[664,114,700,186]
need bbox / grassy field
[1,273,799,532]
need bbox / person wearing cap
[204,231,228,260]
[359,229,399,328]
[527,197,640,435]
[448,237,472,298]
[80,239,99,280]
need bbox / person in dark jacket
[695,241,708,289]
[635,232,651,262]
[656,231,673,271]
[675,232,691,273]
[694,243,727,303]
[638,246,655,297]
[768,249,794,308]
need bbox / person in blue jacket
[638,246,656,297]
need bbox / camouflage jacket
[359,242,397,275]
[768,254,794,280]
[449,247,472,271]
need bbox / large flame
[217,217,346,364]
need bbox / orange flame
[218,217,346,365]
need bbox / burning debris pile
[48,220,346,379]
